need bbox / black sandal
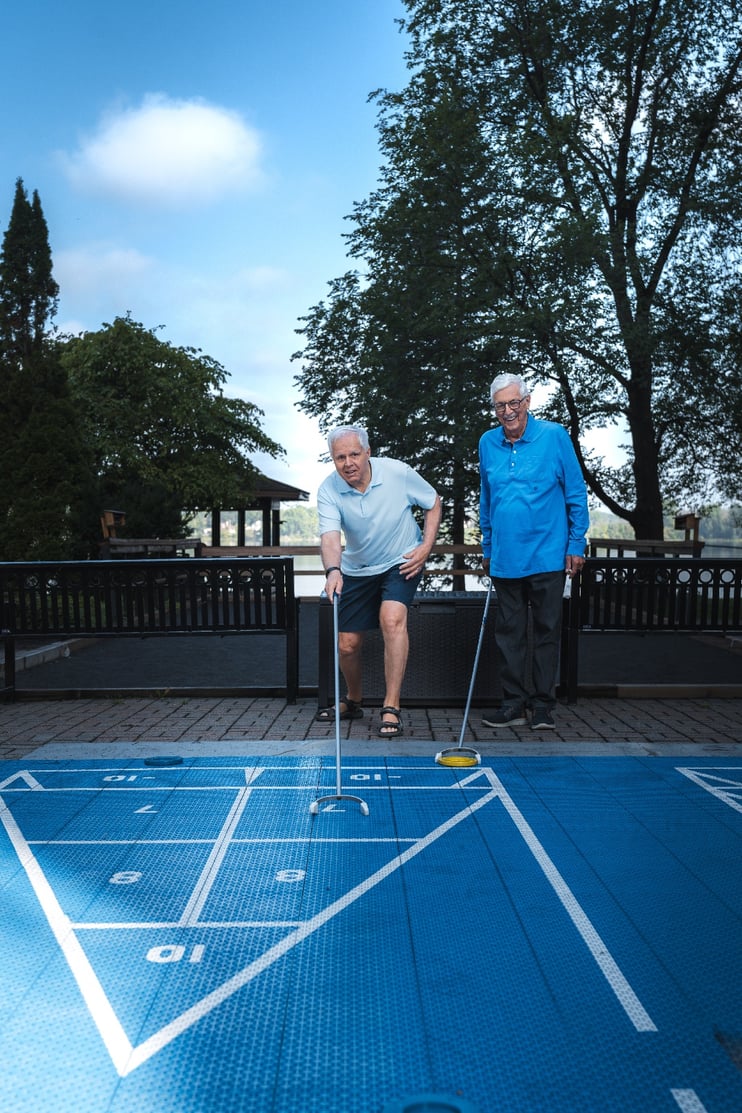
[315,698,364,722]
[378,706,404,737]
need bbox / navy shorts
[337,565,422,632]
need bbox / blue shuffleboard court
[1,754,742,1113]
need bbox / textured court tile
[1,756,742,1111]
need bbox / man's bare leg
[338,630,364,706]
[379,600,409,730]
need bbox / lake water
[292,555,488,598]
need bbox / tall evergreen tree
[0,179,92,560]
[0,180,59,362]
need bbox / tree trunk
[626,366,665,539]
[449,455,469,591]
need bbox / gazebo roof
[250,473,310,503]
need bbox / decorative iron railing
[561,558,742,700]
[1,558,298,701]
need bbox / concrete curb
[0,639,91,675]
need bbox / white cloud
[59,94,264,206]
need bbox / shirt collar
[497,411,534,446]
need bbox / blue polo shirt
[479,414,589,578]
[318,457,438,576]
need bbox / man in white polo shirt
[317,425,441,737]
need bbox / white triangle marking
[0,770,43,791]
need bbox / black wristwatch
[324,566,342,576]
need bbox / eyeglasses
[493,396,528,414]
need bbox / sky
[1,0,411,502]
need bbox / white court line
[1,762,658,1078]
[0,794,135,1075]
[178,786,253,926]
[0,784,479,793]
[0,770,43,791]
[6,763,453,773]
[73,920,303,929]
[32,837,416,846]
[32,839,216,846]
[0,771,502,1075]
[120,785,502,1074]
[677,767,742,814]
[479,768,658,1033]
[671,1089,708,1112]
[177,766,265,926]
[0,785,273,793]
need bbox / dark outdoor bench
[1,557,298,702]
[560,557,742,701]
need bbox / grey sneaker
[531,708,556,730]
[482,705,528,728]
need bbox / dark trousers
[492,571,564,710]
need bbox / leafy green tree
[0,180,92,559]
[273,504,321,544]
[61,315,285,537]
[294,0,742,538]
[295,78,511,573]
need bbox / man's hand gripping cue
[565,553,585,578]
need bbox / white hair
[327,425,370,453]
[489,372,530,400]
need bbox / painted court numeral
[276,869,305,882]
[110,871,143,885]
[147,945,205,964]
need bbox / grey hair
[489,372,530,401]
[327,425,370,453]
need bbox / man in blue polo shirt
[317,425,441,737]
[479,373,589,730]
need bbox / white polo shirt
[317,457,438,576]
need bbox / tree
[61,315,285,537]
[295,78,512,570]
[294,0,742,538]
[0,178,59,362]
[0,180,92,560]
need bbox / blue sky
[1,0,410,500]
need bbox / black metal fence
[1,558,298,701]
[3,556,741,704]
[561,557,742,700]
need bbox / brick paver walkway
[1,695,740,759]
